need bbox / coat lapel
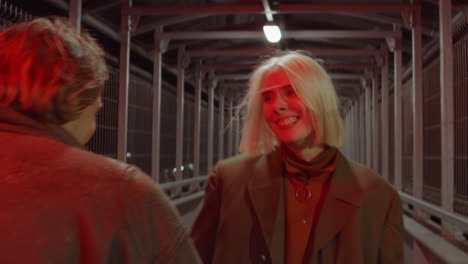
[304,152,364,261]
[247,149,285,261]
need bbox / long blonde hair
[237,51,343,156]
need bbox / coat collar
[304,151,364,261]
[246,149,285,263]
[247,149,364,263]
[0,106,82,148]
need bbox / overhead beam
[132,14,210,36]
[261,0,274,22]
[159,30,399,40]
[216,73,364,81]
[124,3,413,15]
[83,1,119,13]
[188,48,382,57]
[201,62,376,71]
[335,11,437,37]
[69,0,82,33]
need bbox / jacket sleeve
[121,166,202,264]
[378,188,404,264]
[190,164,222,264]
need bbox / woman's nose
[274,96,288,113]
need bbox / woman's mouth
[276,116,298,127]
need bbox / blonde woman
[191,51,403,264]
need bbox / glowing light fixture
[263,24,282,43]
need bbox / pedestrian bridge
[4,0,468,263]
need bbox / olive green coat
[191,150,403,264]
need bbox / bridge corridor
[3,0,468,263]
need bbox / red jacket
[0,107,201,264]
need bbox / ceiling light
[263,24,282,43]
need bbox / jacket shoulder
[346,157,398,198]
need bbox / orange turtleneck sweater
[282,146,339,264]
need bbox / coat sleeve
[121,166,202,264]
[190,164,222,264]
[378,188,404,264]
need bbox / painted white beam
[151,27,162,182]
[117,0,132,162]
[175,46,187,183]
[360,93,366,163]
[393,26,403,191]
[218,87,225,161]
[372,70,380,172]
[84,1,119,13]
[193,64,202,180]
[216,73,364,81]
[412,0,424,199]
[200,63,376,71]
[227,94,233,157]
[69,0,82,33]
[440,0,454,212]
[207,74,216,173]
[132,15,210,36]
[261,0,274,22]
[159,30,399,40]
[124,3,413,15]
[188,48,383,57]
[381,44,389,181]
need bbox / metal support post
[440,0,454,211]
[381,45,389,181]
[151,26,162,181]
[227,93,233,157]
[365,80,372,168]
[194,63,202,179]
[218,86,225,160]
[412,0,424,198]
[372,70,380,172]
[175,46,187,181]
[207,73,215,173]
[394,26,403,191]
[69,0,82,33]
[117,0,132,162]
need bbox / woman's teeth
[277,116,298,126]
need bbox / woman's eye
[286,88,296,96]
[263,96,272,102]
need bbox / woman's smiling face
[261,67,313,148]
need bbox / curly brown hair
[0,16,108,124]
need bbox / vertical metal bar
[227,92,233,157]
[440,0,454,212]
[372,70,379,171]
[117,0,131,162]
[151,27,162,182]
[175,46,186,181]
[207,73,215,173]
[412,0,424,198]
[218,86,225,161]
[381,45,389,181]
[352,103,356,160]
[194,63,202,179]
[394,26,403,191]
[360,92,366,164]
[355,100,360,161]
[349,107,352,156]
[365,81,372,168]
[69,0,82,34]
[354,98,359,161]
[234,90,241,154]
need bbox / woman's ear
[66,82,99,112]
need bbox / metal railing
[0,0,33,30]
[400,192,468,246]
[162,175,209,206]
